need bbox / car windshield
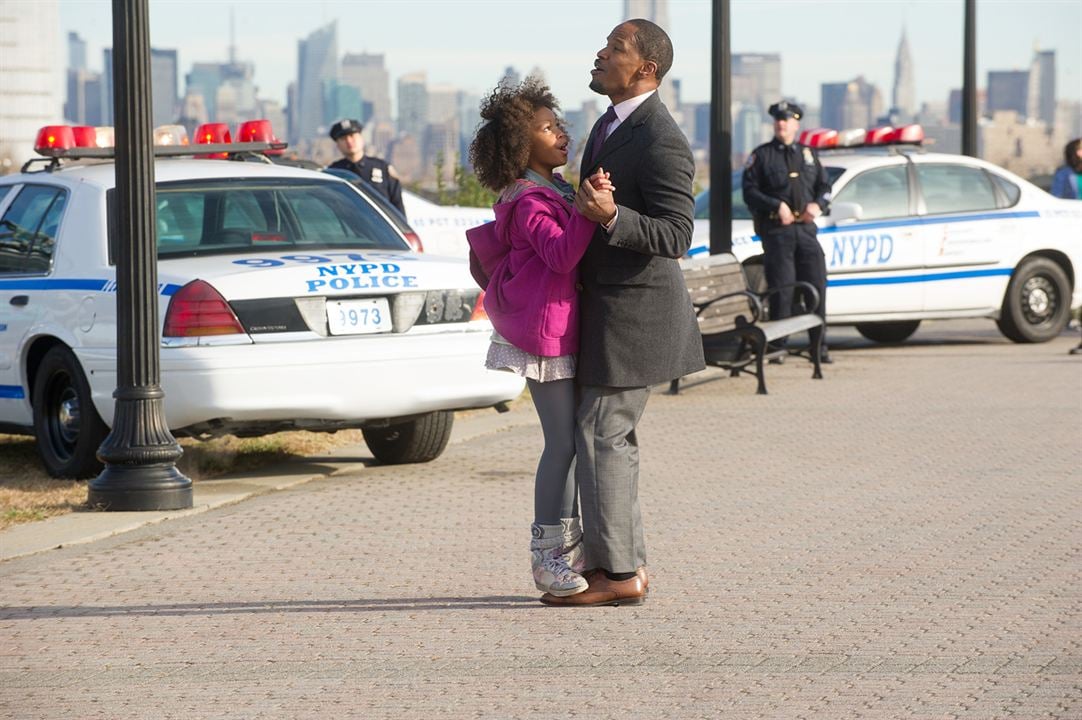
[692,167,845,220]
[118,178,410,258]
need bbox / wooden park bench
[671,253,824,395]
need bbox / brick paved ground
[1,320,1080,719]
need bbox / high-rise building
[987,70,1029,118]
[324,81,363,125]
[186,59,258,126]
[499,66,521,88]
[732,53,782,115]
[624,0,669,28]
[65,32,103,126]
[294,21,338,143]
[821,77,883,130]
[892,29,915,119]
[398,72,428,140]
[341,53,391,125]
[734,103,767,158]
[104,48,179,127]
[948,87,987,125]
[1027,50,1055,126]
[427,85,459,126]
[0,0,62,172]
[150,48,179,127]
[68,31,86,71]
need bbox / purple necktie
[589,106,618,164]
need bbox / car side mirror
[829,201,864,224]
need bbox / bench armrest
[755,281,821,315]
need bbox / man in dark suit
[541,19,704,607]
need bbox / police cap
[767,101,803,120]
[330,119,364,140]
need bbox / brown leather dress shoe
[540,572,646,607]
[583,566,650,592]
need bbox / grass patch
[0,429,367,532]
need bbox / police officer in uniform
[328,119,406,216]
[742,100,832,363]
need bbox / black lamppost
[962,0,978,157]
[709,0,732,255]
[88,0,192,511]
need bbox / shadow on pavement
[0,596,540,619]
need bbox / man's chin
[588,77,606,95]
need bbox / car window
[832,165,909,220]
[916,163,998,215]
[115,179,410,258]
[24,191,67,273]
[988,172,1021,207]
[0,185,66,275]
[694,172,752,220]
[156,192,206,248]
[695,167,843,221]
[222,191,269,232]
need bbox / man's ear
[638,61,659,82]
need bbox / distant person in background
[328,119,406,215]
[743,100,832,364]
[1051,138,1082,200]
[465,77,613,599]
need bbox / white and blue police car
[691,125,1082,344]
[0,123,523,477]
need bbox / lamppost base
[88,464,192,511]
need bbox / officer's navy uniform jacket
[329,156,405,215]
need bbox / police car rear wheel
[362,410,453,465]
[32,345,108,478]
[997,257,1071,343]
[855,321,921,344]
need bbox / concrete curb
[0,400,540,563]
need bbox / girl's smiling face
[526,106,569,178]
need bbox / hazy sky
[55,0,1081,115]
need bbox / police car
[0,122,524,478]
[691,125,1082,344]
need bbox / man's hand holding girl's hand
[576,168,617,224]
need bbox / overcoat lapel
[580,93,663,176]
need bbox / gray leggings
[527,378,579,524]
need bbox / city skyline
[51,0,1082,119]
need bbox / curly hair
[469,76,561,192]
[1065,138,1082,173]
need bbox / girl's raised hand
[587,168,615,194]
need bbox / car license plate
[326,298,392,335]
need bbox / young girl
[466,78,613,597]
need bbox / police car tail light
[403,232,424,253]
[194,122,232,159]
[154,125,190,146]
[35,126,76,153]
[163,280,246,337]
[470,291,488,321]
[865,127,894,145]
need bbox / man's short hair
[626,19,674,82]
